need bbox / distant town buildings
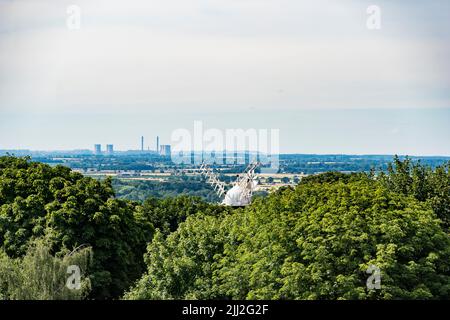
[92,136,170,156]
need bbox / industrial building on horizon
[93,144,114,155]
[106,144,114,154]
[92,135,170,156]
[156,136,159,154]
[159,144,171,156]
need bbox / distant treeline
[9,152,450,174]
[280,154,450,174]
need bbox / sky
[0,0,449,155]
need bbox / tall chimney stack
[156,136,160,154]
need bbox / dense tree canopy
[1,155,449,300]
[0,156,154,298]
[126,162,450,300]
[138,195,231,236]
[0,156,225,299]
[378,156,450,230]
[113,178,221,203]
[0,239,92,300]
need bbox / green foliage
[0,239,92,300]
[2,155,449,300]
[300,171,365,184]
[126,177,450,300]
[0,156,153,298]
[378,155,450,230]
[113,178,221,203]
[138,195,231,236]
[281,177,291,184]
[123,213,230,300]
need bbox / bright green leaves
[126,173,450,300]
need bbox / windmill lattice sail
[200,161,260,207]
[199,163,227,198]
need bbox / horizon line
[1,149,449,158]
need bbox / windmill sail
[199,163,227,198]
[200,161,260,207]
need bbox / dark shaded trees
[0,156,153,298]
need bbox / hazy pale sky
[0,0,449,154]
